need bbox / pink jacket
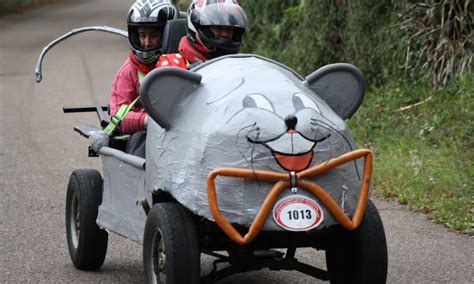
[109,58,146,133]
[109,53,187,134]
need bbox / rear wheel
[143,202,200,284]
[326,200,388,283]
[66,169,108,270]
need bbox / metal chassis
[201,246,329,282]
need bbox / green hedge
[240,0,406,86]
[240,0,472,88]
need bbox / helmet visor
[197,3,247,29]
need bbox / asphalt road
[0,0,473,283]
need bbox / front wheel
[143,202,200,284]
[65,169,108,270]
[325,199,388,284]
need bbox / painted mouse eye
[293,93,320,113]
[242,94,275,112]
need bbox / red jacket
[109,53,186,133]
[178,36,208,64]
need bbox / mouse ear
[304,63,365,120]
[140,67,202,130]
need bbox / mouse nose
[284,114,298,131]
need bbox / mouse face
[187,59,353,174]
[226,92,333,172]
[141,55,366,229]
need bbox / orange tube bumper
[206,149,373,245]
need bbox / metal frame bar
[35,26,127,83]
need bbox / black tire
[143,202,200,284]
[326,200,388,284]
[66,169,108,270]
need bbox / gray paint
[90,55,367,241]
[96,147,148,243]
[141,55,366,231]
[304,63,365,119]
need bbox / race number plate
[273,194,324,231]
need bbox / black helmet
[186,0,247,58]
[128,0,177,64]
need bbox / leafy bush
[241,0,404,85]
[241,0,472,88]
[398,0,473,86]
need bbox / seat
[160,18,187,54]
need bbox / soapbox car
[36,20,387,284]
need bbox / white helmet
[127,0,178,64]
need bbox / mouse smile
[262,131,316,172]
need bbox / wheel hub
[69,191,80,248]
[151,228,166,284]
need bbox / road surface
[0,0,472,282]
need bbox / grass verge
[350,75,473,234]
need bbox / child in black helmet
[109,0,182,135]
